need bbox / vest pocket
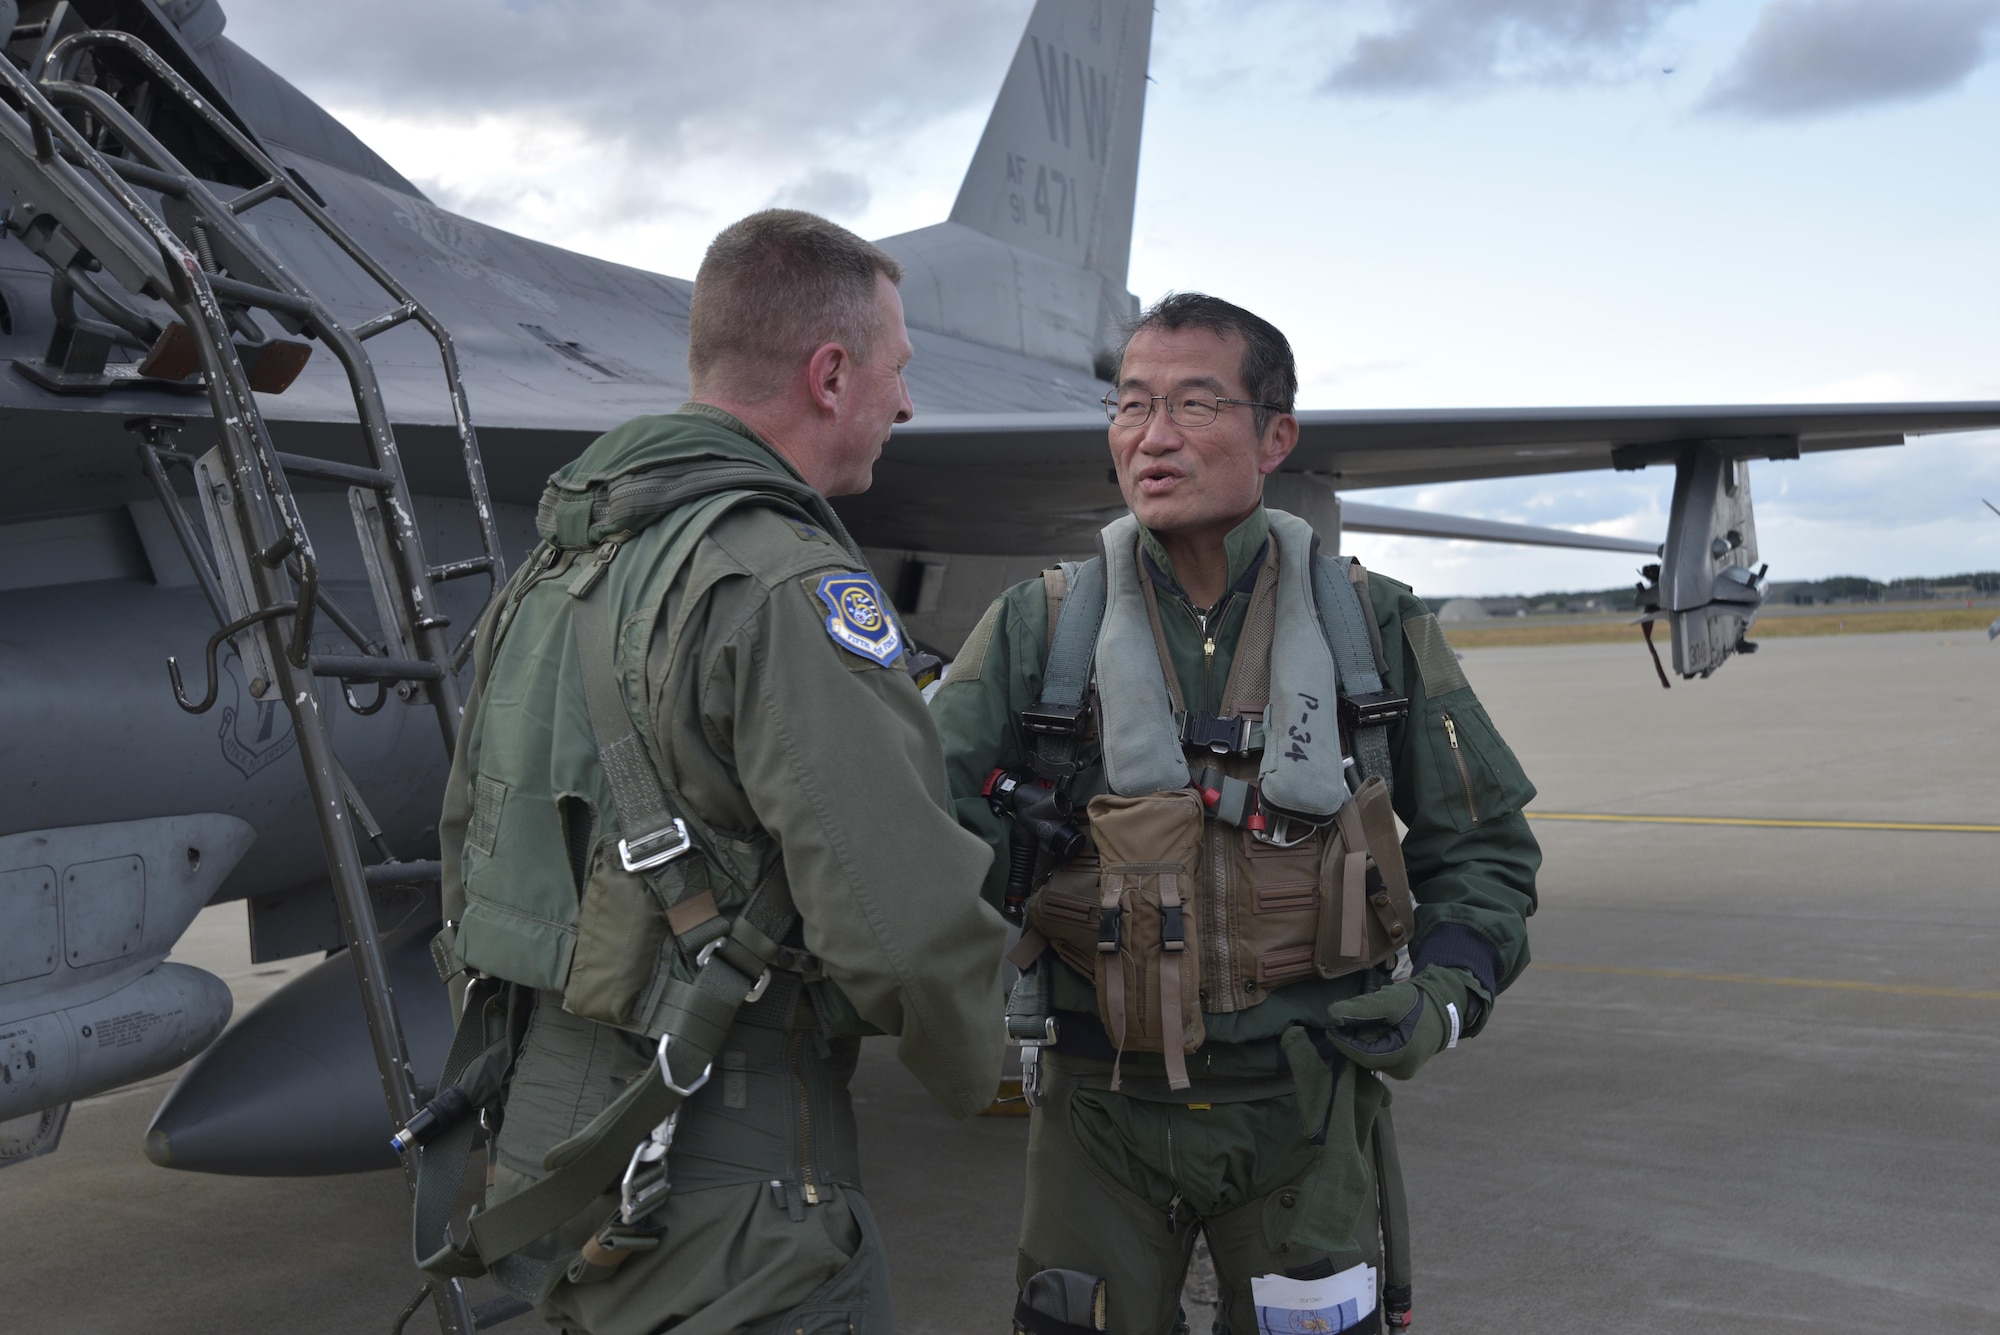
[1312,776,1416,979]
[1026,863,1102,980]
[563,837,668,1027]
[1084,789,1207,1089]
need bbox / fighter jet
[5,0,1999,1198]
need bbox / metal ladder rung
[204,271,312,318]
[429,557,494,582]
[226,177,286,214]
[94,154,186,197]
[354,303,418,341]
[274,450,391,490]
[310,653,444,683]
[364,861,442,888]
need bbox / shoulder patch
[813,571,902,667]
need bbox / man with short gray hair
[436,208,1008,1334]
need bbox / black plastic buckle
[1021,701,1088,737]
[1339,689,1409,730]
[1097,906,1121,953]
[1159,903,1185,952]
[1178,710,1250,755]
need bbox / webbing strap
[1373,1103,1414,1316]
[572,557,721,896]
[1313,554,1395,792]
[1040,556,1104,711]
[411,979,510,1275]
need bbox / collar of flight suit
[1137,505,1272,610]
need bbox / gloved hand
[1321,966,1481,1081]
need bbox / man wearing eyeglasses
[930,293,1539,1335]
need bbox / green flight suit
[928,506,1540,1335]
[443,406,1008,1335]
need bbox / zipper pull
[1203,634,1215,665]
[1444,713,1460,749]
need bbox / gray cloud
[1700,0,2000,119]
[1323,0,1694,94]
[220,0,1027,165]
[769,169,873,221]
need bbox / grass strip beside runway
[1528,811,2000,834]
[1446,606,1996,648]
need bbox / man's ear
[805,341,852,415]
[1258,413,1300,475]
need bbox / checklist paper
[1251,1262,1378,1334]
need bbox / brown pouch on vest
[1313,775,1415,977]
[1083,788,1207,1090]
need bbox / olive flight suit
[928,506,1540,1335]
[441,406,1009,1335]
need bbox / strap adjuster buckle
[654,1032,713,1100]
[1020,701,1088,737]
[619,819,692,872]
[1339,689,1409,730]
[1177,710,1252,755]
[696,938,772,1004]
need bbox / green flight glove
[1321,966,1480,1081]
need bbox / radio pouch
[1315,776,1416,977]
[1083,787,1207,1091]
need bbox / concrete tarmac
[4,629,1997,1332]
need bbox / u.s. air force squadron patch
[813,571,901,667]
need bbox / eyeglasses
[1100,392,1288,429]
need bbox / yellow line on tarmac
[1534,962,2000,1002]
[1528,811,2000,834]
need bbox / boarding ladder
[0,23,513,1334]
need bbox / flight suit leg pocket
[755,1188,892,1335]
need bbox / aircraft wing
[844,401,2000,554]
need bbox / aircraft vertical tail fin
[949,0,1152,287]
[880,0,1151,376]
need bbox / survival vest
[419,412,897,1296]
[1019,511,1417,1090]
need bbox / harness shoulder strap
[1039,557,1102,709]
[1025,557,1104,782]
[1313,553,1399,794]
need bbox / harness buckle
[695,938,772,1004]
[654,1032,713,1099]
[619,818,692,872]
[1251,806,1323,849]
[1018,1044,1047,1108]
[618,1107,679,1224]
[1020,701,1088,737]
[1339,689,1409,730]
[1177,710,1252,755]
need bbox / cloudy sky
[217,0,2000,596]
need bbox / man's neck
[688,393,816,487]
[1155,527,1234,609]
